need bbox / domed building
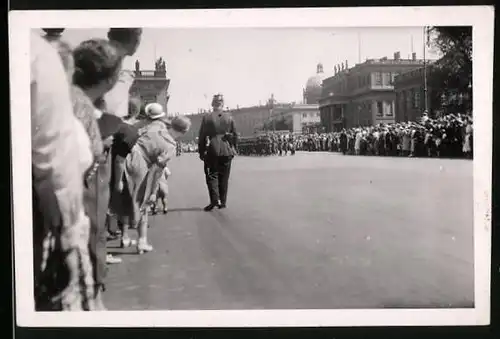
[303,63,327,104]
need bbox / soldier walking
[198,94,238,211]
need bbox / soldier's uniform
[198,94,238,211]
[289,135,296,155]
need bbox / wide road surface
[104,152,474,310]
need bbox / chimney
[394,51,400,60]
[412,52,417,61]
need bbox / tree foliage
[428,26,472,113]
[274,117,292,131]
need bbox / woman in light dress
[401,129,411,157]
[150,166,171,215]
[462,118,473,159]
[113,103,191,254]
[354,129,362,155]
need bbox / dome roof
[305,63,326,91]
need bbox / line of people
[295,114,473,159]
[237,134,296,156]
[235,112,472,159]
[30,28,191,311]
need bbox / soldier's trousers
[204,156,232,205]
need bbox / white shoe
[121,237,137,248]
[106,254,122,264]
[137,241,153,254]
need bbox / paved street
[103,152,474,310]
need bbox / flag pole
[357,31,361,63]
[154,42,157,64]
[423,26,428,113]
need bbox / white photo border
[9,6,494,328]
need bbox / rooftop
[323,54,437,84]
[394,60,438,82]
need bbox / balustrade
[133,70,167,78]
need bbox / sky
[62,27,439,115]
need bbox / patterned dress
[123,125,177,225]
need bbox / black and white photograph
[10,6,493,328]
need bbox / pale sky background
[62,27,439,114]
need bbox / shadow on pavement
[166,207,205,212]
[107,250,139,256]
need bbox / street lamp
[440,92,447,117]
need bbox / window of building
[385,101,394,116]
[383,72,391,86]
[413,88,421,109]
[391,72,399,84]
[142,95,156,104]
[404,90,410,109]
[374,72,383,86]
[376,101,383,116]
[302,113,308,118]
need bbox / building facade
[319,52,429,131]
[179,63,327,142]
[179,103,281,142]
[179,113,204,142]
[303,63,328,104]
[129,59,170,112]
[393,58,468,122]
[393,66,431,122]
[268,104,321,134]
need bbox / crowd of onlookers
[30,28,191,311]
[294,113,473,159]
[179,141,198,153]
[232,113,472,159]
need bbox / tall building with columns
[319,52,429,131]
[129,58,170,112]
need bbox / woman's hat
[145,103,165,120]
[169,115,191,134]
